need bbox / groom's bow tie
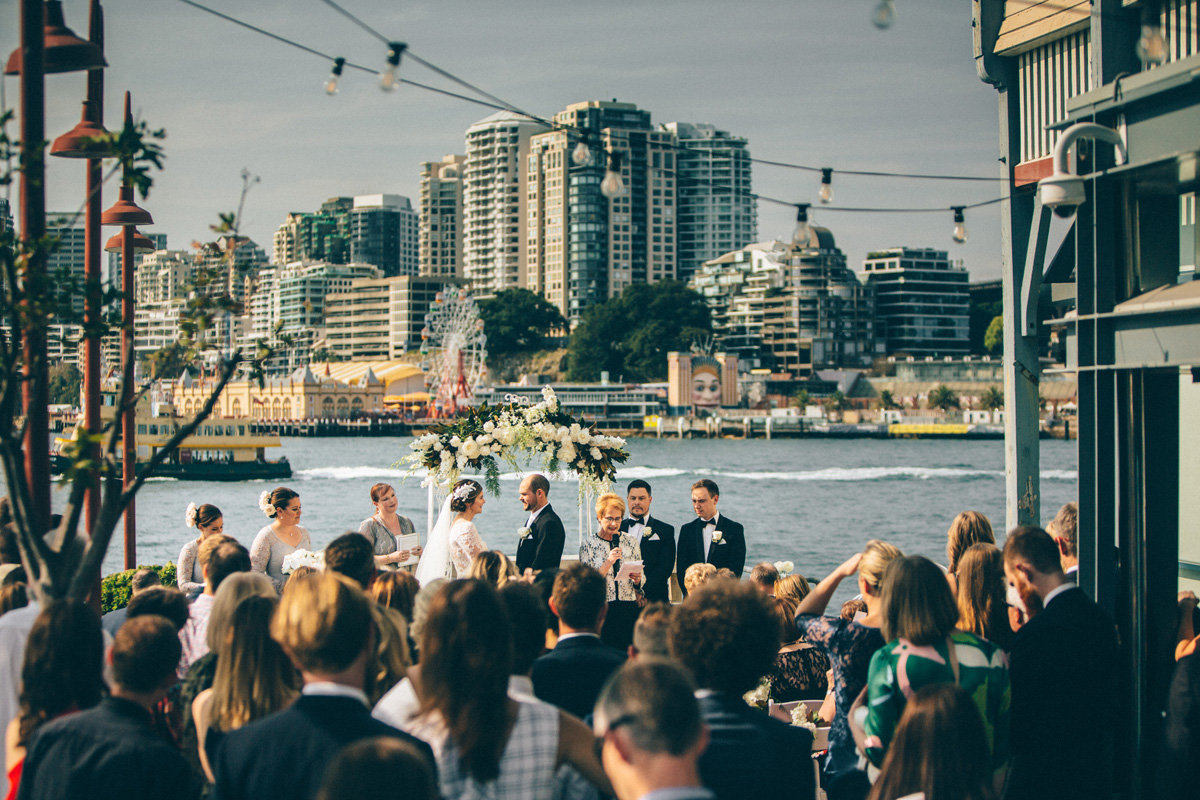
[629,516,648,526]
[701,517,715,525]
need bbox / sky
[1,0,1007,280]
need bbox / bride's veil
[414,494,454,585]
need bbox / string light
[601,150,624,199]
[872,0,896,29]
[951,206,968,243]
[819,168,834,205]
[572,139,591,166]
[379,41,406,91]
[324,57,345,95]
[791,204,813,248]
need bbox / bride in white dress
[415,479,488,584]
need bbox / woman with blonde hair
[683,563,717,594]
[468,551,513,588]
[955,543,1013,650]
[774,573,813,605]
[367,604,411,706]
[580,492,643,650]
[945,510,995,593]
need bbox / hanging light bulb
[1136,24,1166,65]
[791,204,813,248]
[572,140,591,166]
[325,57,345,95]
[819,168,834,205]
[952,207,968,244]
[379,41,406,91]
[601,150,625,199]
[872,0,896,29]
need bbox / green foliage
[983,315,1004,355]
[790,389,811,408]
[311,348,344,364]
[970,298,1003,354]
[877,389,899,410]
[47,362,82,406]
[567,282,712,382]
[478,289,567,358]
[928,385,960,412]
[100,562,178,613]
[824,390,851,412]
[980,386,1005,411]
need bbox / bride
[414,479,488,583]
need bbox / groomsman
[516,474,566,572]
[675,479,746,595]
[620,480,676,604]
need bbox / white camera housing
[1038,173,1087,217]
[1036,123,1127,218]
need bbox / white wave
[294,466,407,480]
[694,466,1001,482]
[1040,469,1078,480]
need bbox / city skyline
[0,0,1004,281]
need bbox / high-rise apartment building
[107,231,167,293]
[322,275,458,360]
[349,194,418,277]
[46,213,86,320]
[463,112,540,296]
[0,198,12,235]
[419,155,466,278]
[661,122,757,283]
[273,210,348,265]
[860,247,970,357]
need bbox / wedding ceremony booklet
[395,533,421,566]
[616,560,643,581]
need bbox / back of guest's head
[18,600,105,745]
[867,683,993,800]
[595,658,703,756]
[111,615,183,694]
[130,568,162,594]
[859,539,904,591]
[126,586,189,631]
[207,541,251,592]
[683,562,717,594]
[773,596,800,644]
[715,568,737,581]
[750,562,779,590]
[272,571,372,674]
[1052,502,1078,558]
[0,519,19,564]
[211,594,297,731]
[499,582,547,675]
[325,532,376,589]
[774,573,812,604]
[419,579,511,783]
[468,550,507,586]
[632,602,673,658]
[946,511,995,574]
[316,737,439,800]
[1002,526,1063,576]
[840,598,867,621]
[207,571,277,651]
[670,579,777,695]
[532,568,560,634]
[368,604,410,706]
[0,582,29,616]
[956,543,1009,645]
[371,571,419,620]
[409,578,447,646]
[0,564,26,588]
[880,555,959,646]
[198,533,237,572]
[551,562,607,630]
[286,565,319,587]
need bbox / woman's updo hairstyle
[267,487,300,519]
[449,480,482,513]
[196,504,222,529]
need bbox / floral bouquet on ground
[281,549,323,574]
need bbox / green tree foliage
[877,389,899,410]
[928,384,960,412]
[48,363,82,406]
[567,282,712,382]
[984,316,1004,355]
[478,289,567,358]
[100,562,177,613]
[790,389,811,409]
[970,297,1003,354]
[980,386,1005,411]
[824,390,851,412]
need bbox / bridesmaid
[177,503,224,595]
[250,487,311,592]
[358,483,422,572]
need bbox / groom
[516,474,565,572]
[676,478,746,595]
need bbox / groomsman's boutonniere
[519,527,532,539]
[712,531,724,544]
[642,526,654,539]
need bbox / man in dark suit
[532,562,626,718]
[675,479,746,595]
[1049,501,1079,583]
[516,473,566,573]
[1003,526,1117,800]
[212,572,435,800]
[620,479,676,604]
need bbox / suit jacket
[516,503,566,572]
[1006,586,1117,800]
[531,634,626,719]
[676,514,747,594]
[211,694,436,800]
[620,514,676,603]
[695,693,814,800]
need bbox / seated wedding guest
[468,550,514,588]
[498,583,548,701]
[669,580,813,800]
[858,555,1009,793]
[1049,502,1079,581]
[0,584,27,618]
[177,503,225,595]
[750,562,779,595]
[357,483,419,573]
[179,540,251,671]
[532,568,561,648]
[676,479,747,592]
[794,541,901,800]
[683,563,716,595]
[5,601,105,798]
[371,571,419,623]
[316,738,438,800]
[955,543,1013,650]
[1177,590,1199,661]
[1003,526,1117,800]
[285,565,318,588]
[714,568,737,581]
[532,563,626,719]
[18,616,198,800]
[593,659,714,800]
[945,511,995,595]
[839,598,866,621]
[866,683,994,800]
[774,574,813,605]
[366,605,410,706]
[101,568,162,636]
[325,533,376,590]
[768,596,830,702]
[629,602,672,660]
[379,579,611,799]
[211,572,435,800]
[408,578,448,663]
[193,595,298,783]
[1158,651,1200,798]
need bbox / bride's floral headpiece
[452,483,475,502]
[259,490,274,517]
[184,502,198,529]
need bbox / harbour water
[29,436,1078,584]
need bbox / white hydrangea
[461,439,481,459]
[495,426,516,446]
[450,436,462,447]
[590,446,602,460]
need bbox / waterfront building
[475,382,661,425]
[45,212,86,320]
[0,198,11,234]
[419,155,466,278]
[132,249,195,357]
[860,247,970,358]
[350,194,418,277]
[661,122,757,283]
[107,231,167,294]
[273,209,349,266]
[322,275,455,360]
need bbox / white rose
[559,442,577,463]
[577,430,592,445]
[497,428,516,446]
[712,531,724,543]
[433,441,443,451]
[557,426,570,441]
[450,436,462,447]
[590,446,602,460]
[461,439,481,459]
[483,421,495,432]
[477,433,492,445]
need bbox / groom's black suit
[619,515,676,603]
[676,512,746,594]
[515,503,566,572]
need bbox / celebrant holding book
[581,492,644,651]
[358,483,422,571]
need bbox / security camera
[1038,173,1086,218]
[1036,123,1126,219]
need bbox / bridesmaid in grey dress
[251,487,312,592]
[358,483,422,572]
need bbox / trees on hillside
[478,289,567,359]
[927,385,960,412]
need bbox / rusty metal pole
[84,0,105,604]
[119,94,135,570]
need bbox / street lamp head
[101,185,153,226]
[50,100,112,159]
[104,228,156,253]
[4,0,107,75]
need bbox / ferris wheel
[420,287,489,418]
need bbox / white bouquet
[774,560,795,575]
[742,677,771,709]
[281,549,324,574]
[791,702,819,732]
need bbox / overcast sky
[1,0,1007,280]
